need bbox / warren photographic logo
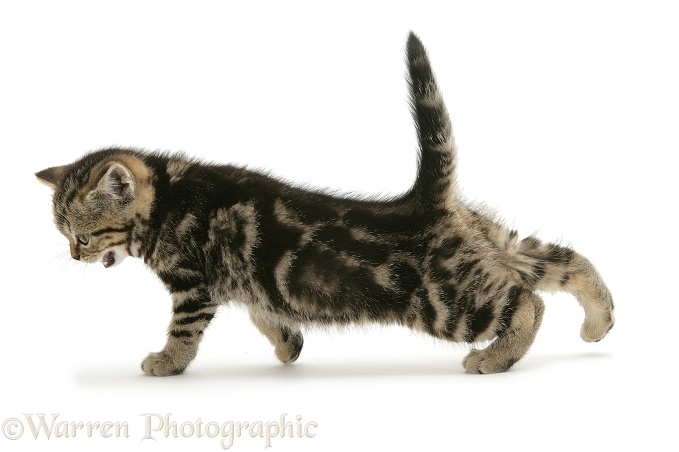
[2,413,318,449]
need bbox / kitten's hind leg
[463,289,545,374]
[250,314,304,365]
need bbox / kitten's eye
[77,234,90,246]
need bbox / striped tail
[406,32,457,210]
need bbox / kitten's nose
[70,243,80,260]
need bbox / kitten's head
[36,150,155,268]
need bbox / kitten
[36,32,614,375]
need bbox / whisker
[48,252,77,279]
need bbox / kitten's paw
[463,348,517,374]
[580,311,615,343]
[275,331,304,365]
[141,352,187,376]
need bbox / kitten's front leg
[142,285,216,376]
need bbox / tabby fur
[36,33,614,375]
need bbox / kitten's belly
[271,243,421,324]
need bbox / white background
[1,1,677,450]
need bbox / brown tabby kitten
[36,33,614,375]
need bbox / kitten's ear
[99,162,135,199]
[35,164,72,190]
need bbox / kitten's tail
[509,236,615,342]
[406,32,457,210]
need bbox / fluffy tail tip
[407,31,425,59]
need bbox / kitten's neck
[131,155,170,263]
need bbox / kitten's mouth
[102,251,116,268]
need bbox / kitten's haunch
[36,32,614,375]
